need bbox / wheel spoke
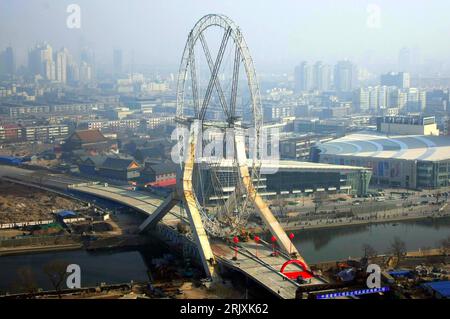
[199,27,232,120]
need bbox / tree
[31,170,47,185]
[362,243,378,259]
[43,260,69,298]
[440,235,450,255]
[313,192,329,214]
[272,197,287,218]
[14,266,38,294]
[389,237,407,267]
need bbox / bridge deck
[69,184,184,226]
[212,241,323,299]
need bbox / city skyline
[1,0,449,73]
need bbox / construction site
[0,180,83,225]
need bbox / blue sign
[316,286,390,299]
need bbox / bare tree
[313,192,328,214]
[43,260,69,298]
[362,243,378,259]
[272,197,287,218]
[14,266,38,294]
[389,237,407,267]
[441,235,450,255]
[31,170,47,185]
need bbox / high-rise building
[28,43,55,80]
[388,88,408,110]
[426,89,449,113]
[313,61,331,91]
[113,49,123,76]
[334,60,356,93]
[380,72,410,89]
[67,62,79,83]
[0,47,15,78]
[80,47,95,80]
[368,87,379,112]
[406,88,426,112]
[79,61,92,83]
[294,61,312,92]
[353,88,369,113]
[28,47,41,76]
[377,86,389,109]
[55,48,69,84]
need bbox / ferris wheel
[174,14,264,238]
[142,15,305,279]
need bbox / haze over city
[1,0,449,73]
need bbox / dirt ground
[0,180,84,223]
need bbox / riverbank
[0,243,83,257]
[0,234,152,257]
[280,211,450,232]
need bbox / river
[292,216,450,263]
[0,243,169,294]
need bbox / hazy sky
[1,0,449,71]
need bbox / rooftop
[422,280,450,298]
[69,129,108,144]
[198,158,368,172]
[101,157,140,171]
[319,132,450,162]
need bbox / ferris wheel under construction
[139,14,307,280]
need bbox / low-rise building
[140,162,178,184]
[98,157,141,181]
[63,129,115,154]
[376,115,439,136]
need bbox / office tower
[28,47,41,76]
[113,49,123,75]
[0,47,15,77]
[40,43,54,80]
[313,61,331,91]
[352,88,369,113]
[368,87,379,112]
[380,72,410,89]
[388,88,408,110]
[55,48,69,84]
[28,43,55,80]
[377,86,388,109]
[334,60,356,93]
[80,47,95,80]
[67,62,79,83]
[426,90,449,113]
[45,59,56,81]
[79,61,92,83]
[294,61,312,92]
[404,89,426,112]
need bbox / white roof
[319,132,450,161]
[198,158,367,172]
